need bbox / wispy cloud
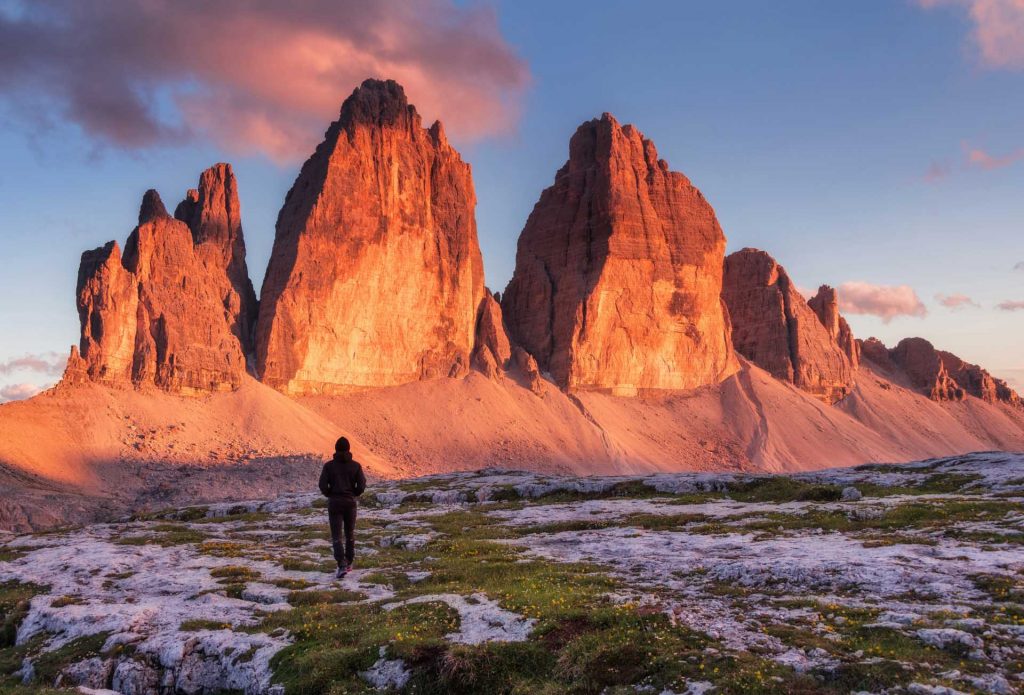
[916,0,1024,70]
[935,292,980,309]
[924,161,952,182]
[996,300,1024,311]
[0,0,530,163]
[1015,261,1024,271]
[965,144,1024,170]
[838,281,928,323]
[0,351,66,377]
[924,142,1024,181]
[0,383,41,403]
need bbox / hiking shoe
[335,566,348,579]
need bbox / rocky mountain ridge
[35,76,1020,516]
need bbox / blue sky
[0,0,1021,399]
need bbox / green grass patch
[0,551,25,563]
[727,477,843,503]
[115,525,208,546]
[210,565,261,582]
[180,618,231,631]
[286,589,366,606]
[856,473,983,498]
[49,596,84,608]
[30,631,111,685]
[0,581,46,649]
[196,510,272,525]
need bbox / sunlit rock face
[501,113,736,396]
[722,248,855,404]
[808,285,860,369]
[66,171,254,393]
[255,79,486,394]
[471,292,512,380]
[173,163,259,352]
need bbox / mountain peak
[339,78,418,131]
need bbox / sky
[0,0,1022,400]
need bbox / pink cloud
[997,300,1024,311]
[916,0,1024,70]
[0,383,41,403]
[923,160,951,182]
[0,352,66,377]
[924,142,1024,181]
[837,281,928,323]
[0,1,530,163]
[965,144,1024,170]
[935,292,980,309]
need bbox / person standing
[318,436,367,578]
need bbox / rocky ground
[0,451,1022,694]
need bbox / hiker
[318,436,367,578]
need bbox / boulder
[722,248,854,403]
[501,113,735,395]
[255,79,485,394]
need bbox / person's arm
[318,463,331,497]
[353,464,367,497]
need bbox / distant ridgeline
[60,79,1020,410]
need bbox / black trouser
[327,497,357,568]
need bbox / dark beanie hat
[335,436,351,453]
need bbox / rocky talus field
[1,453,1022,694]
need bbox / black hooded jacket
[318,452,367,500]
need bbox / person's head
[335,436,351,454]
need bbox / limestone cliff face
[866,337,1021,406]
[501,113,735,396]
[65,167,255,393]
[722,249,854,404]
[472,292,512,380]
[67,241,139,384]
[173,163,258,351]
[255,79,486,394]
[808,285,860,369]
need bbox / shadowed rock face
[501,113,735,396]
[256,79,485,394]
[722,249,854,404]
[874,337,1021,406]
[65,168,255,393]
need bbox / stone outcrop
[501,113,735,396]
[510,346,544,395]
[808,285,859,368]
[889,338,965,401]
[472,292,512,380]
[255,79,485,394]
[64,166,255,393]
[722,249,854,404]
[870,337,1021,406]
[858,337,895,372]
